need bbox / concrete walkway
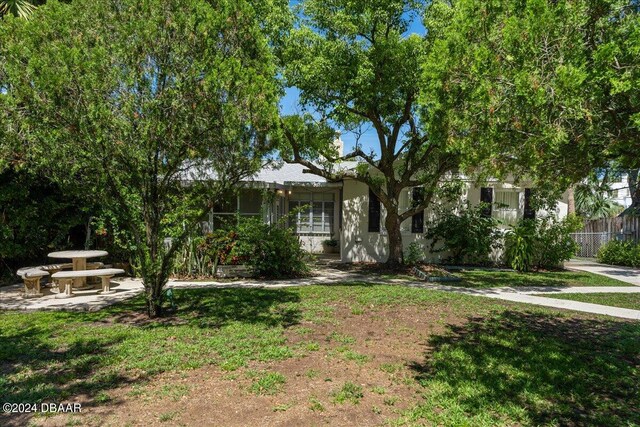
[565,259,640,286]
[1,264,639,320]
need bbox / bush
[504,220,537,272]
[404,241,424,266]
[231,217,309,278]
[597,240,640,267]
[505,215,581,272]
[172,215,308,279]
[425,202,502,265]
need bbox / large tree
[280,0,465,266]
[425,0,639,207]
[0,0,280,316]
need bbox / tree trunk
[145,281,164,318]
[567,185,576,215]
[385,211,404,267]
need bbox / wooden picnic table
[48,250,108,288]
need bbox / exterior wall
[341,179,426,263]
[610,174,632,208]
[340,179,568,263]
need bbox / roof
[248,161,359,186]
[186,160,360,187]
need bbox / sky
[279,11,427,157]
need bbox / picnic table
[48,250,108,288]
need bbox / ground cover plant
[1,274,638,426]
[534,292,640,311]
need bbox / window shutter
[368,188,381,232]
[523,188,535,219]
[411,187,424,233]
[480,187,493,218]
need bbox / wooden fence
[578,216,640,242]
[570,216,639,258]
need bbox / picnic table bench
[16,268,50,297]
[52,268,125,299]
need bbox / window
[209,189,263,230]
[494,191,519,210]
[290,192,334,234]
[493,190,519,225]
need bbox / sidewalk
[565,259,640,286]
[2,265,640,320]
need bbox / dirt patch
[31,303,464,427]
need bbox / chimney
[333,131,344,158]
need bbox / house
[608,173,633,209]
[202,137,569,263]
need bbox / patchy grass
[533,292,640,310]
[1,272,639,426]
[457,270,633,288]
[249,371,286,396]
[397,311,640,426]
[332,382,364,405]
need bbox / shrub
[535,215,582,269]
[505,215,581,271]
[598,240,640,267]
[172,215,308,278]
[404,241,424,266]
[231,217,309,278]
[504,220,536,272]
[425,202,502,265]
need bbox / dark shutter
[411,187,424,233]
[368,188,381,232]
[480,187,493,218]
[523,188,535,219]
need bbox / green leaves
[0,0,282,315]
[424,0,640,193]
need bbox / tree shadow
[409,311,640,426]
[0,288,302,425]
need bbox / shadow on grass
[0,287,302,425]
[407,311,640,426]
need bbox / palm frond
[0,0,37,19]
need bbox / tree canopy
[425,0,640,198]
[280,0,462,265]
[0,0,281,316]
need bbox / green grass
[1,274,639,426]
[396,310,640,426]
[332,382,364,405]
[533,292,640,311]
[458,270,633,288]
[249,371,286,395]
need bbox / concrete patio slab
[0,278,143,311]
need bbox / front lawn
[457,269,633,288]
[534,292,640,311]
[1,280,638,426]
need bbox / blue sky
[279,11,427,157]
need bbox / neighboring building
[200,138,568,263]
[608,173,633,208]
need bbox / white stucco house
[202,138,569,263]
[609,173,633,209]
